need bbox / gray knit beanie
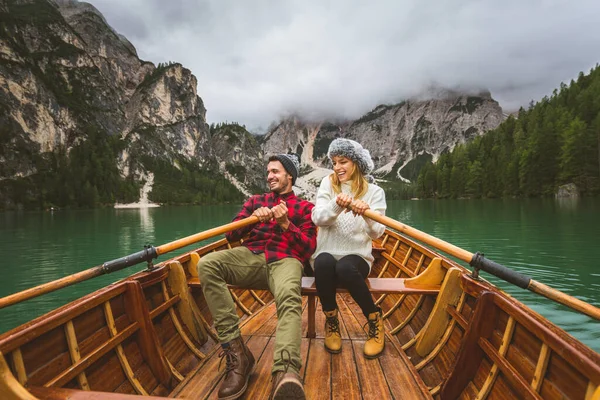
[270,154,300,184]
[327,138,374,176]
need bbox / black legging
[313,253,378,318]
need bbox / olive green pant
[197,246,303,374]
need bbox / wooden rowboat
[0,212,599,399]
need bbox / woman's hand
[349,199,370,215]
[335,193,353,211]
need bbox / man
[198,154,316,400]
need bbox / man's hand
[271,200,290,230]
[253,206,274,223]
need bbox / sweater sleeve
[311,176,344,227]
[364,185,387,240]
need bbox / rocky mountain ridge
[0,0,504,208]
[263,92,504,196]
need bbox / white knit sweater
[310,176,387,269]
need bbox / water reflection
[139,207,155,240]
[119,226,132,256]
[114,207,158,256]
[555,196,580,211]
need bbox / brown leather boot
[217,336,255,400]
[271,371,305,400]
[270,350,305,400]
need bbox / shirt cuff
[283,221,300,234]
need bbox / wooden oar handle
[361,209,600,321]
[362,209,473,262]
[529,280,600,321]
[0,216,259,310]
[156,216,258,255]
[0,267,104,310]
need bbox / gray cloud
[88,0,600,130]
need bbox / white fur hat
[327,138,374,176]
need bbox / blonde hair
[329,162,369,199]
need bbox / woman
[310,138,387,358]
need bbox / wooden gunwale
[491,289,600,379]
[460,275,600,376]
[0,283,128,353]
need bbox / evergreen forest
[414,65,600,199]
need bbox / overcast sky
[87,0,600,131]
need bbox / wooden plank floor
[171,294,431,399]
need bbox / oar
[362,209,600,321]
[0,216,258,310]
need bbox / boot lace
[280,349,292,374]
[218,346,240,375]
[270,349,292,398]
[271,350,304,399]
[326,315,341,335]
[272,349,292,383]
[363,318,380,340]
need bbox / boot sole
[218,364,256,400]
[273,377,306,400]
[324,344,342,354]
[363,343,385,359]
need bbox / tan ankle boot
[363,309,384,359]
[217,336,255,399]
[324,309,342,354]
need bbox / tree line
[142,156,244,205]
[0,125,245,210]
[0,127,140,209]
[415,65,600,199]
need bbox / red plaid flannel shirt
[226,191,317,264]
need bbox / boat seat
[300,276,440,338]
[188,277,439,295]
[301,256,446,338]
[191,257,446,338]
[225,275,442,338]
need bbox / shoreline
[114,202,160,209]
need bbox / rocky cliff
[0,0,256,208]
[262,92,504,196]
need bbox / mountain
[0,0,505,209]
[0,0,255,208]
[262,91,504,196]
